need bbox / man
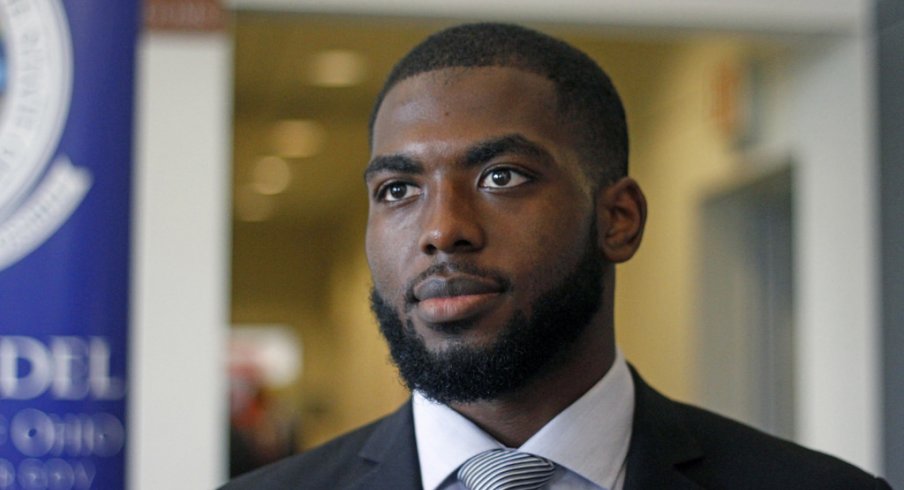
[223,23,891,489]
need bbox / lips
[411,275,504,324]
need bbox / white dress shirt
[412,349,635,490]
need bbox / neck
[449,312,616,447]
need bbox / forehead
[371,67,568,157]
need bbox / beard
[370,228,605,405]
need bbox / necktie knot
[457,448,557,490]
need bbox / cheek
[365,220,410,294]
[364,229,389,288]
[506,208,594,292]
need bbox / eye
[479,168,532,189]
[378,182,421,202]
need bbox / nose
[418,183,485,255]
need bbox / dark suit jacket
[221,370,891,489]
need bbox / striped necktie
[457,448,557,490]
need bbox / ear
[596,177,647,263]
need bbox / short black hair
[369,22,628,186]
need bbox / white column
[791,29,880,472]
[130,34,232,489]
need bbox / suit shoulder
[219,417,384,490]
[672,401,889,489]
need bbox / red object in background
[144,0,226,32]
[228,363,299,477]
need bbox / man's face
[365,67,605,402]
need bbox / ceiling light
[307,49,368,88]
[270,119,325,158]
[251,155,291,195]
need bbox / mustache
[402,262,512,307]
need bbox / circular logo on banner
[0,1,91,272]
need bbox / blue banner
[0,1,139,489]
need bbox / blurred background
[229,13,795,453]
[131,0,902,489]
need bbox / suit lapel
[624,367,705,490]
[350,401,422,490]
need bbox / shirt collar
[412,392,501,490]
[412,349,634,490]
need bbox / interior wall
[877,0,904,483]
[230,217,409,448]
[616,38,752,401]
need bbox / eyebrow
[363,133,552,182]
[464,134,551,168]
[363,155,423,182]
